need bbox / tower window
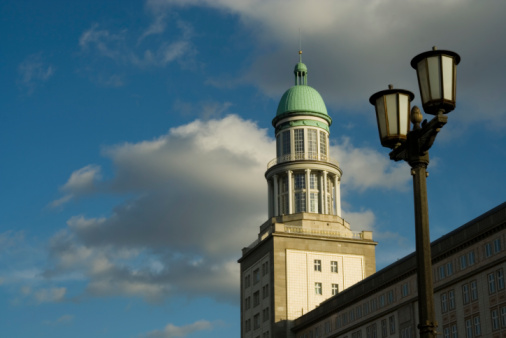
[319,131,327,160]
[282,130,291,156]
[308,129,318,159]
[294,129,304,158]
[315,282,322,295]
[314,259,322,271]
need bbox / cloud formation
[17,54,54,94]
[142,320,213,338]
[43,114,410,303]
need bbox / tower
[239,53,377,338]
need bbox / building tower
[239,53,377,338]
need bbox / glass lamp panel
[398,94,409,136]
[385,94,399,137]
[427,56,442,100]
[417,60,430,104]
[442,55,454,101]
[375,97,387,141]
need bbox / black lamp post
[369,47,460,338]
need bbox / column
[267,180,273,218]
[305,169,311,213]
[334,175,341,217]
[323,171,328,214]
[273,175,279,216]
[319,173,324,214]
[288,170,293,214]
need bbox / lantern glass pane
[442,56,454,101]
[428,56,442,100]
[399,94,409,136]
[417,60,430,104]
[385,94,398,137]
[375,97,387,141]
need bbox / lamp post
[369,47,460,338]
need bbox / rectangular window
[488,273,496,294]
[465,319,472,338]
[381,319,387,338]
[276,134,281,158]
[253,269,260,284]
[310,173,318,189]
[468,251,476,265]
[262,261,269,276]
[460,255,467,269]
[444,327,450,338]
[262,284,269,299]
[254,291,260,307]
[332,283,339,295]
[462,284,470,304]
[262,307,269,322]
[245,275,251,288]
[494,238,502,253]
[379,294,385,307]
[309,192,318,213]
[452,324,457,338]
[331,261,338,273]
[473,316,481,336]
[401,282,409,297]
[439,265,446,280]
[294,129,304,157]
[363,302,370,316]
[245,319,251,332]
[319,131,327,160]
[308,129,317,159]
[387,290,394,304]
[492,309,499,331]
[314,259,322,272]
[485,243,492,257]
[448,290,455,310]
[254,313,260,329]
[315,282,322,295]
[295,192,306,213]
[356,305,362,319]
[470,280,478,301]
[282,130,291,156]
[447,262,454,276]
[441,293,448,313]
[245,296,251,310]
[501,306,506,328]
[497,269,504,290]
[371,298,378,311]
[389,315,396,334]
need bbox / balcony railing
[267,153,340,169]
[284,225,363,239]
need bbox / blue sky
[1,0,505,337]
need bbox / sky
[1,0,505,337]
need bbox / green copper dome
[276,85,328,116]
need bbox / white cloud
[17,54,54,94]
[42,314,74,326]
[24,287,67,303]
[143,320,213,338]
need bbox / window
[325,321,331,334]
[331,261,338,273]
[497,269,504,290]
[294,173,306,213]
[253,291,260,307]
[387,290,394,304]
[366,323,377,338]
[254,313,260,329]
[389,315,396,334]
[245,296,251,310]
[485,243,492,257]
[381,319,387,338]
[448,290,455,310]
[473,316,481,336]
[492,309,499,331]
[294,129,304,158]
[363,302,370,316]
[468,251,476,265]
[282,130,291,156]
[441,293,448,313]
[460,255,467,269]
[319,131,327,159]
[462,284,470,304]
[332,283,339,295]
[349,309,355,322]
[501,306,506,328]
[245,275,251,288]
[262,284,269,299]
[379,294,385,308]
[447,262,454,276]
[245,319,251,332]
[451,324,457,338]
[494,238,502,253]
[263,331,269,338]
[356,306,362,319]
[488,272,496,294]
[465,318,472,338]
[254,269,260,284]
[371,298,378,311]
[308,129,318,159]
[262,261,269,276]
[444,327,450,338]
[401,326,412,338]
[315,282,322,295]
[262,307,269,322]
[470,280,478,301]
[401,282,409,297]
[314,259,322,272]
[439,265,446,279]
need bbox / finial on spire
[298,28,302,62]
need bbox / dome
[276,85,328,116]
[294,62,307,73]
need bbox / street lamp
[369,47,460,338]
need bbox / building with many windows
[238,53,377,338]
[292,202,506,338]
